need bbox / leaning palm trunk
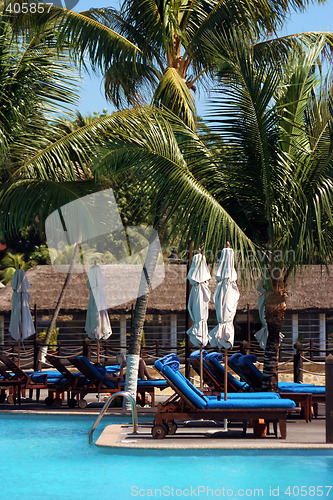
[38,242,80,368]
[262,276,288,391]
[123,229,162,409]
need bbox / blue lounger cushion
[24,371,66,384]
[31,374,65,384]
[120,379,168,389]
[76,357,168,389]
[239,354,326,394]
[228,353,249,382]
[190,351,248,391]
[105,364,122,374]
[155,358,208,408]
[77,357,119,388]
[205,353,249,391]
[278,382,325,394]
[157,353,181,371]
[205,352,223,362]
[155,356,295,411]
[217,393,280,399]
[191,350,209,359]
[205,398,295,410]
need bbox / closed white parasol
[85,264,112,363]
[209,242,239,402]
[187,250,211,388]
[9,268,35,366]
[255,279,284,350]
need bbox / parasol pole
[97,339,100,364]
[199,343,203,390]
[224,348,228,401]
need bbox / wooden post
[199,344,203,390]
[170,314,177,353]
[325,354,333,443]
[309,338,314,361]
[294,341,303,383]
[240,340,250,355]
[34,339,40,371]
[83,338,91,360]
[247,304,251,342]
[120,315,127,355]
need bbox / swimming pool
[0,415,332,500]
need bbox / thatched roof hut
[0,264,332,315]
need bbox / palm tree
[5,0,330,130]
[0,19,104,351]
[198,31,333,389]
[22,0,330,397]
[0,252,32,284]
[3,30,333,390]
[3,0,332,393]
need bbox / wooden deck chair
[151,354,296,439]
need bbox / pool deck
[1,392,332,450]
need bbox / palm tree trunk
[123,232,161,408]
[38,242,80,368]
[262,276,288,391]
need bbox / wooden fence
[1,337,332,380]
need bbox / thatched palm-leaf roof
[0,264,331,314]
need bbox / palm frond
[153,68,196,130]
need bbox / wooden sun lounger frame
[68,357,162,407]
[0,354,48,405]
[188,357,244,393]
[68,356,123,407]
[45,355,82,407]
[152,368,291,439]
[190,356,313,422]
[238,358,318,422]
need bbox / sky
[68,0,333,119]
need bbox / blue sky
[71,1,333,118]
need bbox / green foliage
[0,252,33,284]
[29,245,51,265]
[5,0,331,131]
[39,328,59,347]
[205,30,333,279]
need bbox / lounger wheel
[44,396,53,407]
[167,422,178,435]
[151,424,168,439]
[78,399,87,409]
[53,397,62,407]
[68,398,77,408]
[7,394,15,404]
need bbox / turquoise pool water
[0,415,332,500]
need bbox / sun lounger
[229,353,325,420]
[152,354,296,439]
[189,350,249,393]
[68,356,168,408]
[121,378,168,407]
[190,351,313,421]
[67,356,123,408]
[0,354,49,404]
[43,355,85,407]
